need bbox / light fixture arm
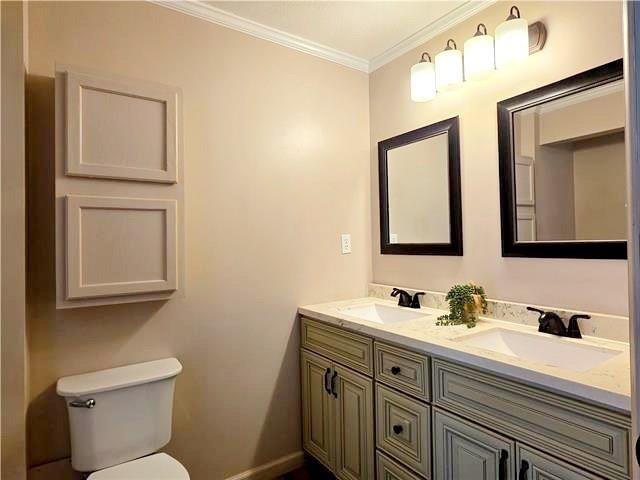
[507,5,521,20]
[445,39,457,51]
[419,52,432,63]
[474,23,488,37]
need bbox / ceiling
[155,1,495,72]
[207,1,464,60]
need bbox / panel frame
[333,364,374,480]
[65,195,178,299]
[64,67,179,183]
[432,407,516,480]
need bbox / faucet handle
[526,306,545,318]
[567,314,589,339]
[410,292,425,309]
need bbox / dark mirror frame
[497,59,626,260]
[379,116,463,256]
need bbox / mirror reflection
[512,79,626,242]
[387,133,450,244]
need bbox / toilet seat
[87,453,189,480]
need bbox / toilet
[56,358,189,479]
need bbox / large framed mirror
[379,116,462,255]
[498,59,626,259]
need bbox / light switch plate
[341,234,352,254]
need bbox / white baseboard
[225,451,305,480]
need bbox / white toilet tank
[56,358,183,472]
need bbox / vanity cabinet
[433,408,515,480]
[300,319,375,480]
[299,317,631,480]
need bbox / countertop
[299,297,631,413]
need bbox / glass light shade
[464,33,495,81]
[435,48,463,92]
[410,60,436,102]
[495,17,529,68]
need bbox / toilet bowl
[57,358,189,479]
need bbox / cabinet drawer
[516,445,604,480]
[377,451,423,480]
[433,408,515,480]
[375,342,430,401]
[301,317,373,375]
[432,359,630,480]
[376,383,431,478]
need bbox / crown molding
[369,0,497,72]
[149,0,369,72]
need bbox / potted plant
[436,283,488,328]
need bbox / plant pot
[462,294,483,323]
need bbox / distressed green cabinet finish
[376,383,431,478]
[432,358,630,480]
[375,341,430,401]
[300,347,374,480]
[301,317,373,375]
[301,349,334,471]
[516,445,603,480]
[377,451,422,480]
[333,364,375,480]
[433,408,515,480]
[300,319,630,480]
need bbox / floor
[281,459,335,479]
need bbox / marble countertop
[299,297,631,413]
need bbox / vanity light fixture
[464,23,495,81]
[411,52,437,102]
[495,5,529,68]
[435,39,463,92]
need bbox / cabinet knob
[392,424,403,435]
[390,366,401,375]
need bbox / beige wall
[1,1,28,479]
[370,0,628,315]
[26,2,370,479]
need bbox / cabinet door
[301,349,334,471]
[516,445,603,480]
[333,364,374,480]
[433,409,515,480]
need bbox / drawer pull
[518,460,529,480]
[331,371,338,398]
[323,368,331,394]
[499,449,508,480]
[390,366,401,375]
[392,424,403,435]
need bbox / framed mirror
[498,59,626,259]
[378,116,462,255]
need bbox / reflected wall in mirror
[379,116,462,255]
[498,59,626,259]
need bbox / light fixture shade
[464,24,495,81]
[411,54,436,102]
[495,7,529,68]
[435,40,463,92]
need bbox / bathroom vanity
[298,290,631,480]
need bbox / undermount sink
[338,303,427,324]
[455,328,622,372]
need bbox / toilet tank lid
[57,358,182,397]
